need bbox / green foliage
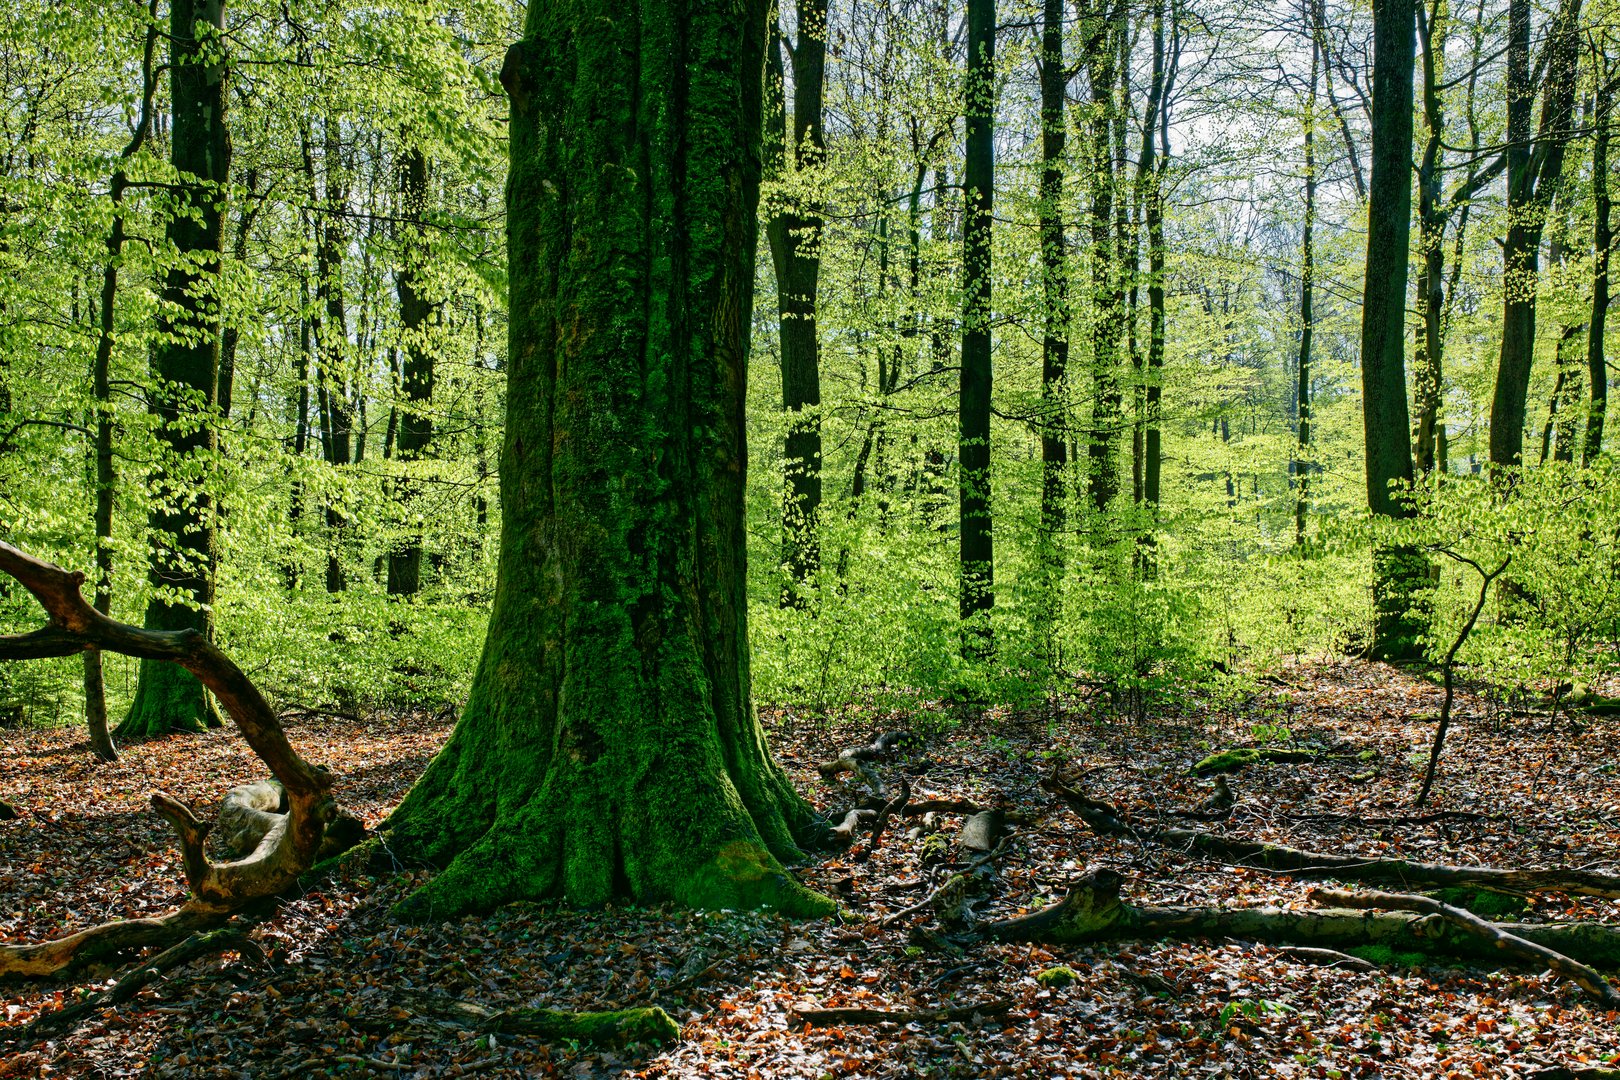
[1347,944,1427,969]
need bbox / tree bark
[958,0,996,656]
[386,145,436,597]
[382,1,834,921]
[118,0,230,739]
[765,3,827,605]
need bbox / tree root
[0,542,338,978]
[1311,887,1620,1006]
[1045,771,1620,899]
[789,999,1011,1027]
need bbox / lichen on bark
[385,0,832,922]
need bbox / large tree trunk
[765,3,827,606]
[382,1,834,922]
[1359,0,1424,661]
[958,0,996,656]
[386,145,436,598]
[1489,0,1582,470]
[118,0,229,740]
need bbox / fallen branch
[19,927,255,1040]
[0,541,338,978]
[1273,946,1378,972]
[1311,887,1620,1007]
[1044,772,1620,899]
[986,869,1620,968]
[789,999,1011,1027]
[866,777,911,851]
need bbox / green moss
[1036,965,1080,989]
[1348,944,1426,968]
[1429,888,1528,919]
[490,1005,680,1047]
[116,660,222,739]
[1190,747,1317,776]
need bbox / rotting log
[1046,772,1620,899]
[1189,747,1322,776]
[987,869,1620,968]
[0,541,338,978]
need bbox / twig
[789,999,1012,1027]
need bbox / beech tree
[382,0,835,920]
[118,0,229,739]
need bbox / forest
[2,0,1620,1074]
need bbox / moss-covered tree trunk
[118,0,229,739]
[384,0,833,922]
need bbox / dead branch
[866,776,911,851]
[0,541,338,978]
[1311,887,1620,1006]
[788,999,1012,1027]
[1044,770,1620,899]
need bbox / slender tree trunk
[118,0,229,739]
[285,238,313,592]
[959,0,996,656]
[384,0,833,922]
[218,168,257,422]
[387,145,435,597]
[1295,36,1317,546]
[1139,0,1171,550]
[1037,0,1069,589]
[1490,0,1583,470]
[1412,0,1446,476]
[314,119,353,593]
[765,2,827,605]
[84,1,161,761]
[1360,0,1424,661]
[1588,53,1613,463]
[1081,0,1125,515]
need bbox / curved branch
[0,541,336,977]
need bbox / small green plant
[1250,722,1292,745]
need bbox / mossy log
[988,870,1620,968]
[1190,747,1320,776]
[1047,774,1620,899]
[387,989,679,1048]
[1312,887,1620,1006]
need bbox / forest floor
[2,659,1619,1078]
